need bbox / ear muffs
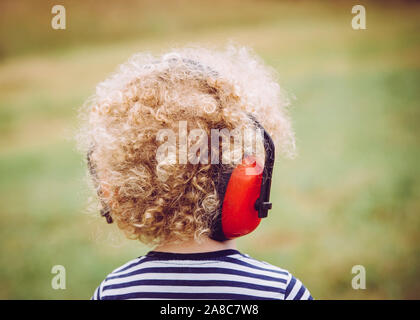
[88,111,275,241]
[221,156,263,239]
[210,116,275,241]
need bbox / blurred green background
[0,0,419,299]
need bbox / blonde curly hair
[77,45,295,246]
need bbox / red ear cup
[221,156,263,239]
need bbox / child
[78,45,312,300]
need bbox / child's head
[78,45,295,246]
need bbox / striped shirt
[91,249,313,300]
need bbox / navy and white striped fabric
[92,249,313,300]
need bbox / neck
[154,237,236,254]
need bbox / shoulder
[233,253,313,300]
[284,273,313,300]
[91,255,149,300]
[227,252,290,279]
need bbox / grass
[0,0,419,299]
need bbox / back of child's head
[78,45,295,246]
